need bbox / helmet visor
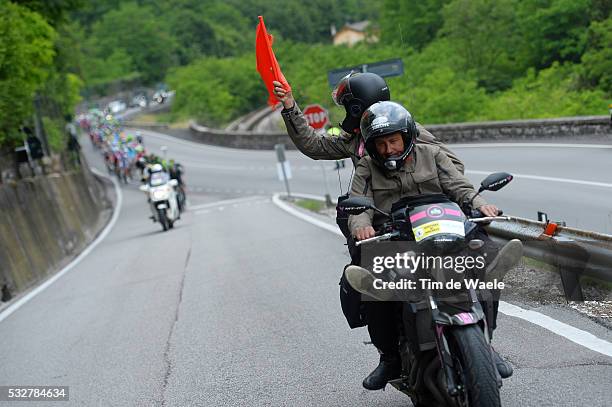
[331,72,357,106]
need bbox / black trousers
[366,301,400,355]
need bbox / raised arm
[274,80,354,161]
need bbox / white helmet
[150,163,163,173]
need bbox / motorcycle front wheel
[158,209,169,231]
[448,325,501,407]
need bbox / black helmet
[331,72,390,134]
[360,101,419,171]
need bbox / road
[0,130,611,406]
[139,130,612,233]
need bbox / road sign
[327,58,404,88]
[303,104,329,130]
[274,144,291,197]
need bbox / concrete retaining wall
[424,116,611,143]
[0,166,113,300]
[127,115,611,150]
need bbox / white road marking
[272,193,343,236]
[499,302,612,358]
[191,196,263,212]
[271,192,612,358]
[453,143,612,149]
[466,170,612,189]
[0,168,123,324]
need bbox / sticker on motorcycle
[412,219,465,242]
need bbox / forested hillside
[2,0,610,145]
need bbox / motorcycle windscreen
[408,202,466,243]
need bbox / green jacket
[348,144,487,235]
[281,102,465,173]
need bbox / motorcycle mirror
[139,184,149,192]
[169,179,178,187]
[479,172,513,193]
[338,196,375,215]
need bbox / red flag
[256,16,291,107]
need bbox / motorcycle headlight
[152,188,168,200]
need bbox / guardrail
[484,218,612,301]
[426,115,611,143]
[183,121,292,150]
[181,115,612,150]
[285,193,612,302]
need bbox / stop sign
[303,104,329,129]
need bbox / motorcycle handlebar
[467,215,512,223]
[354,211,511,245]
[470,208,504,217]
[355,231,400,246]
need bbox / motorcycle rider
[273,73,471,381]
[346,101,521,390]
[274,73,464,266]
[168,159,186,211]
[147,163,168,186]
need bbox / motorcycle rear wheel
[449,325,501,407]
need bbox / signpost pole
[275,144,291,198]
[320,163,333,207]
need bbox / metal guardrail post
[550,238,586,302]
[559,269,585,302]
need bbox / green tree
[404,67,488,124]
[0,1,56,146]
[167,54,262,126]
[516,0,592,69]
[380,0,450,50]
[86,2,178,84]
[578,18,612,95]
[440,0,525,91]
[12,0,83,25]
[228,0,380,43]
[486,63,607,120]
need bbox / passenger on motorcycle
[347,101,517,390]
[273,73,464,172]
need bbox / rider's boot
[344,266,397,301]
[362,352,401,390]
[491,347,513,378]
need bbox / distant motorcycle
[340,172,515,407]
[140,173,180,231]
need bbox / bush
[42,117,67,153]
[485,63,608,120]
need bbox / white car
[107,100,127,114]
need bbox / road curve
[0,132,610,406]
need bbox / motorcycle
[139,173,180,231]
[339,172,515,407]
